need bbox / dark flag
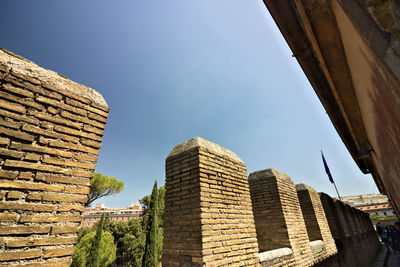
[321,151,334,184]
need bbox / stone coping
[296,183,317,192]
[249,168,292,183]
[168,137,243,163]
[258,247,293,263]
[0,48,108,108]
[310,240,324,254]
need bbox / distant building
[339,194,389,206]
[81,203,143,228]
[357,203,395,217]
[338,194,396,217]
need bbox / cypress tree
[87,213,105,267]
[142,181,159,267]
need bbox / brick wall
[319,194,379,267]
[0,49,108,266]
[248,169,313,266]
[163,137,259,266]
[296,184,337,264]
[319,193,343,240]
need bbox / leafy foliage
[113,219,146,266]
[370,213,398,221]
[74,181,165,266]
[140,186,165,227]
[87,172,124,207]
[142,181,159,267]
[72,229,116,267]
[87,214,105,267]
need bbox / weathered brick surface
[0,48,108,265]
[7,236,77,247]
[51,224,79,234]
[319,193,345,244]
[7,257,72,267]
[163,137,259,266]
[0,225,51,235]
[0,248,42,261]
[249,169,313,266]
[43,246,75,258]
[296,184,337,264]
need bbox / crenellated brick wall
[164,138,380,267]
[0,49,108,266]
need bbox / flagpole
[333,181,342,201]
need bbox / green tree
[140,186,165,227]
[72,229,116,267]
[370,213,380,221]
[156,186,164,262]
[157,186,165,227]
[156,226,163,263]
[140,185,165,263]
[112,218,146,266]
[77,227,92,243]
[142,181,159,267]
[87,214,105,267]
[87,172,124,207]
[74,181,164,266]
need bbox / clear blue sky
[1,0,378,207]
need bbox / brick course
[0,48,108,265]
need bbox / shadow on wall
[163,137,380,267]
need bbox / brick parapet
[344,204,359,235]
[0,49,108,265]
[163,138,380,267]
[319,193,344,240]
[249,169,313,266]
[296,184,337,264]
[320,195,379,267]
[163,137,259,266]
[333,200,350,236]
[354,210,364,233]
[348,206,366,264]
[319,193,350,266]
